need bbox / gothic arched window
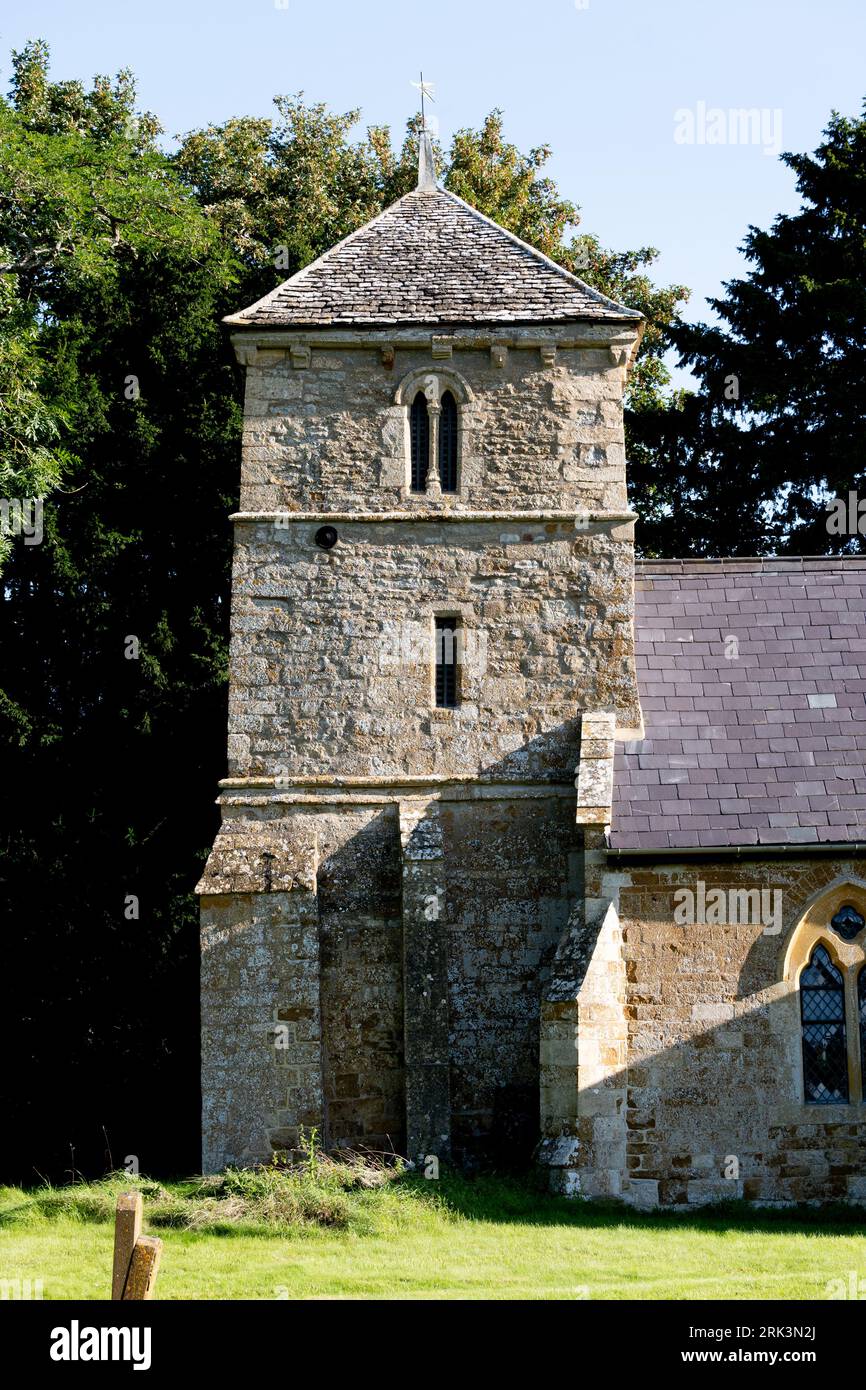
[438,390,458,493]
[800,945,849,1104]
[410,392,430,493]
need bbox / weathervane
[411,73,436,133]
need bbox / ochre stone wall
[239,337,630,515]
[615,856,866,1206]
[539,898,629,1199]
[226,518,638,780]
[200,886,321,1172]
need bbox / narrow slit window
[435,617,459,709]
[800,944,849,1104]
[438,390,458,493]
[410,392,430,493]
[859,966,866,1092]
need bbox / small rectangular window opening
[434,617,459,709]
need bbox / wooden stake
[122,1235,163,1301]
[111,1192,142,1300]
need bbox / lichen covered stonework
[199,169,866,1203]
[616,858,866,1206]
[239,337,631,515]
[199,796,582,1168]
[198,820,320,1172]
[317,806,404,1151]
[197,309,642,1172]
[537,856,866,1206]
[226,515,638,782]
[443,795,582,1165]
[197,176,649,1178]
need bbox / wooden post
[111,1192,142,1300]
[122,1235,162,1301]
[112,1192,163,1300]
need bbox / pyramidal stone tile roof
[610,557,866,852]
[225,186,642,329]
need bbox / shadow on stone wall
[316,807,405,1153]
[540,894,866,1208]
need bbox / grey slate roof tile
[225,188,642,328]
[609,558,866,852]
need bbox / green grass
[1,1167,864,1300]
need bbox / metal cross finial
[411,73,436,132]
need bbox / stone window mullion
[426,403,442,498]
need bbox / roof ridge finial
[411,72,437,191]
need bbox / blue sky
[3,0,865,353]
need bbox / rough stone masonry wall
[314,806,405,1153]
[616,855,866,1206]
[238,336,630,515]
[227,332,642,776]
[539,897,629,1200]
[226,517,639,781]
[197,819,321,1172]
[442,795,582,1168]
[199,795,581,1168]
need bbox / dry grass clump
[2,1145,413,1234]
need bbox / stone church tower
[196,135,645,1175]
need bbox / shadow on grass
[413,1171,866,1238]
[4,1169,866,1241]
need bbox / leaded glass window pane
[410,392,429,492]
[438,391,458,493]
[800,945,849,1104]
[435,617,458,709]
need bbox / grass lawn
[1,1168,863,1300]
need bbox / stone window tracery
[788,892,866,1106]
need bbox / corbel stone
[381,344,396,370]
[490,343,508,369]
[431,335,454,360]
[540,345,557,368]
[608,346,629,368]
[234,343,259,368]
[290,343,311,369]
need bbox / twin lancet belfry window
[410,389,458,493]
